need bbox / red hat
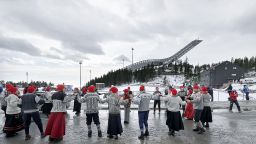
[180,86,185,89]
[9,86,18,94]
[170,88,177,96]
[193,85,200,90]
[123,89,129,94]
[88,85,96,93]
[27,86,36,93]
[45,86,51,92]
[6,84,14,92]
[82,87,87,94]
[57,84,65,91]
[201,86,208,92]
[139,85,145,91]
[110,87,118,93]
[188,89,193,95]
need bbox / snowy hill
[99,74,256,102]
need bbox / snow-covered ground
[99,75,256,102]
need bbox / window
[232,74,236,76]
[225,67,228,70]
[233,67,237,69]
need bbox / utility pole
[131,48,134,82]
[79,61,82,89]
[26,72,28,84]
[122,59,125,68]
[89,70,92,82]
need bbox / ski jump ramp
[125,39,203,71]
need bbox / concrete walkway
[0,109,255,144]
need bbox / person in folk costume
[41,86,53,117]
[73,87,82,116]
[1,84,13,116]
[81,86,87,96]
[186,85,205,134]
[177,86,187,117]
[20,86,45,140]
[0,85,7,117]
[77,85,103,137]
[229,90,241,113]
[102,87,128,139]
[153,87,162,114]
[184,89,194,120]
[123,88,132,124]
[200,86,213,128]
[207,86,214,102]
[45,84,74,142]
[133,85,157,140]
[3,85,25,137]
[160,88,185,136]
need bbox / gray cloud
[0,35,41,56]
[113,55,130,62]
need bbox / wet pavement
[0,109,256,144]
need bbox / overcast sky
[0,0,256,87]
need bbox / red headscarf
[27,86,36,93]
[110,87,118,94]
[139,85,145,91]
[88,85,96,93]
[9,86,18,95]
[170,88,177,96]
[45,86,51,92]
[57,84,65,91]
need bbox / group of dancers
[0,83,213,142]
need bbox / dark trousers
[23,111,43,135]
[138,111,149,130]
[154,100,161,112]
[245,92,249,100]
[229,100,241,111]
[1,106,6,116]
[86,113,100,125]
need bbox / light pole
[122,58,125,68]
[132,48,134,66]
[79,61,82,89]
[89,70,92,82]
[131,48,134,82]
[26,72,28,84]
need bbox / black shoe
[98,130,102,137]
[171,131,175,136]
[205,123,209,128]
[144,130,149,136]
[193,128,199,132]
[168,131,172,135]
[49,137,55,142]
[25,135,31,140]
[168,130,175,136]
[138,133,144,140]
[6,133,18,138]
[198,128,205,134]
[114,135,118,140]
[124,121,129,124]
[88,130,92,137]
[107,135,113,139]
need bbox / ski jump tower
[125,39,202,71]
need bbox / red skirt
[184,103,194,120]
[45,112,66,139]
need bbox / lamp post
[131,48,134,82]
[132,48,134,66]
[79,61,82,89]
[122,58,125,68]
[89,70,92,82]
[26,72,28,84]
